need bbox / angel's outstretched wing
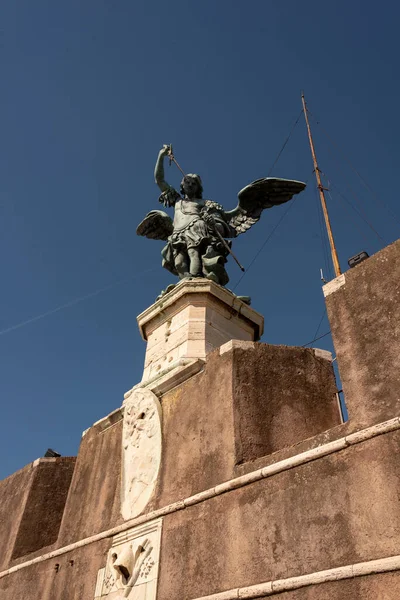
[225,178,306,236]
[136,210,174,241]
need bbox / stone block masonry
[137,279,264,382]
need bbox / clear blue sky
[1,1,399,478]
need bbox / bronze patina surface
[137,145,306,288]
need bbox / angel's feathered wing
[225,178,306,236]
[136,210,174,241]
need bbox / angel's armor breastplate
[173,199,205,231]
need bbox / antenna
[302,94,342,278]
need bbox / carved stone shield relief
[121,388,162,520]
[94,518,162,600]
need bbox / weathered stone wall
[325,238,400,428]
[0,457,75,571]
[12,457,76,560]
[231,344,339,461]
[0,542,110,600]
[253,572,400,600]
[0,463,35,571]
[57,417,124,546]
[156,429,400,600]
[2,239,400,600]
[150,342,340,509]
[1,425,399,599]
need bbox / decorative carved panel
[121,388,162,520]
[94,518,162,599]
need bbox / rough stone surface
[153,347,236,508]
[156,430,400,600]
[0,463,38,570]
[10,458,76,561]
[1,249,400,600]
[253,571,400,599]
[325,238,400,428]
[232,345,339,462]
[0,541,111,600]
[150,342,340,509]
[57,419,124,546]
[0,458,76,569]
[0,360,398,598]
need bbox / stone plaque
[94,518,162,599]
[121,388,162,520]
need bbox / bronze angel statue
[137,144,306,289]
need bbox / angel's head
[180,174,203,199]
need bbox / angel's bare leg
[188,247,202,277]
[174,251,191,279]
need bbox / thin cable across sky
[0,268,158,336]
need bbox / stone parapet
[2,418,400,599]
[0,457,76,570]
[150,342,341,508]
[324,238,400,428]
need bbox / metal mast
[301,94,342,277]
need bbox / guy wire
[267,109,303,176]
[0,267,159,337]
[301,330,331,347]
[314,127,387,245]
[312,307,327,342]
[310,113,400,227]
[326,186,383,247]
[232,196,299,292]
[232,111,306,291]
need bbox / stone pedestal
[137,280,264,382]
